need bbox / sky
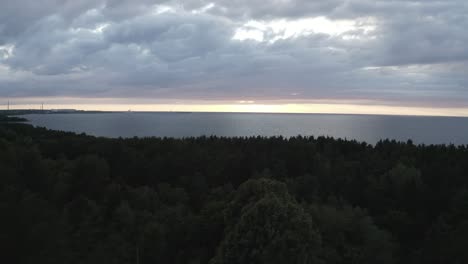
[1,0,468,116]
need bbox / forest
[1,119,468,264]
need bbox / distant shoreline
[0,109,114,115]
[0,115,28,122]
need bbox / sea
[22,112,468,145]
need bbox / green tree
[212,178,321,264]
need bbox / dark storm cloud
[0,0,467,107]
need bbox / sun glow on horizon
[3,98,468,117]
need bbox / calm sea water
[22,112,468,145]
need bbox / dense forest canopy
[1,119,468,263]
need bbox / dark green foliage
[1,122,468,263]
[212,179,321,264]
[309,203,394,264]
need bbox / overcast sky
[1,0,467,114]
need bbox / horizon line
[3,107,468,118]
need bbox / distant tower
[41,103,44,111]
[7,100,9,111]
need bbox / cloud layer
[1,0,467,107]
